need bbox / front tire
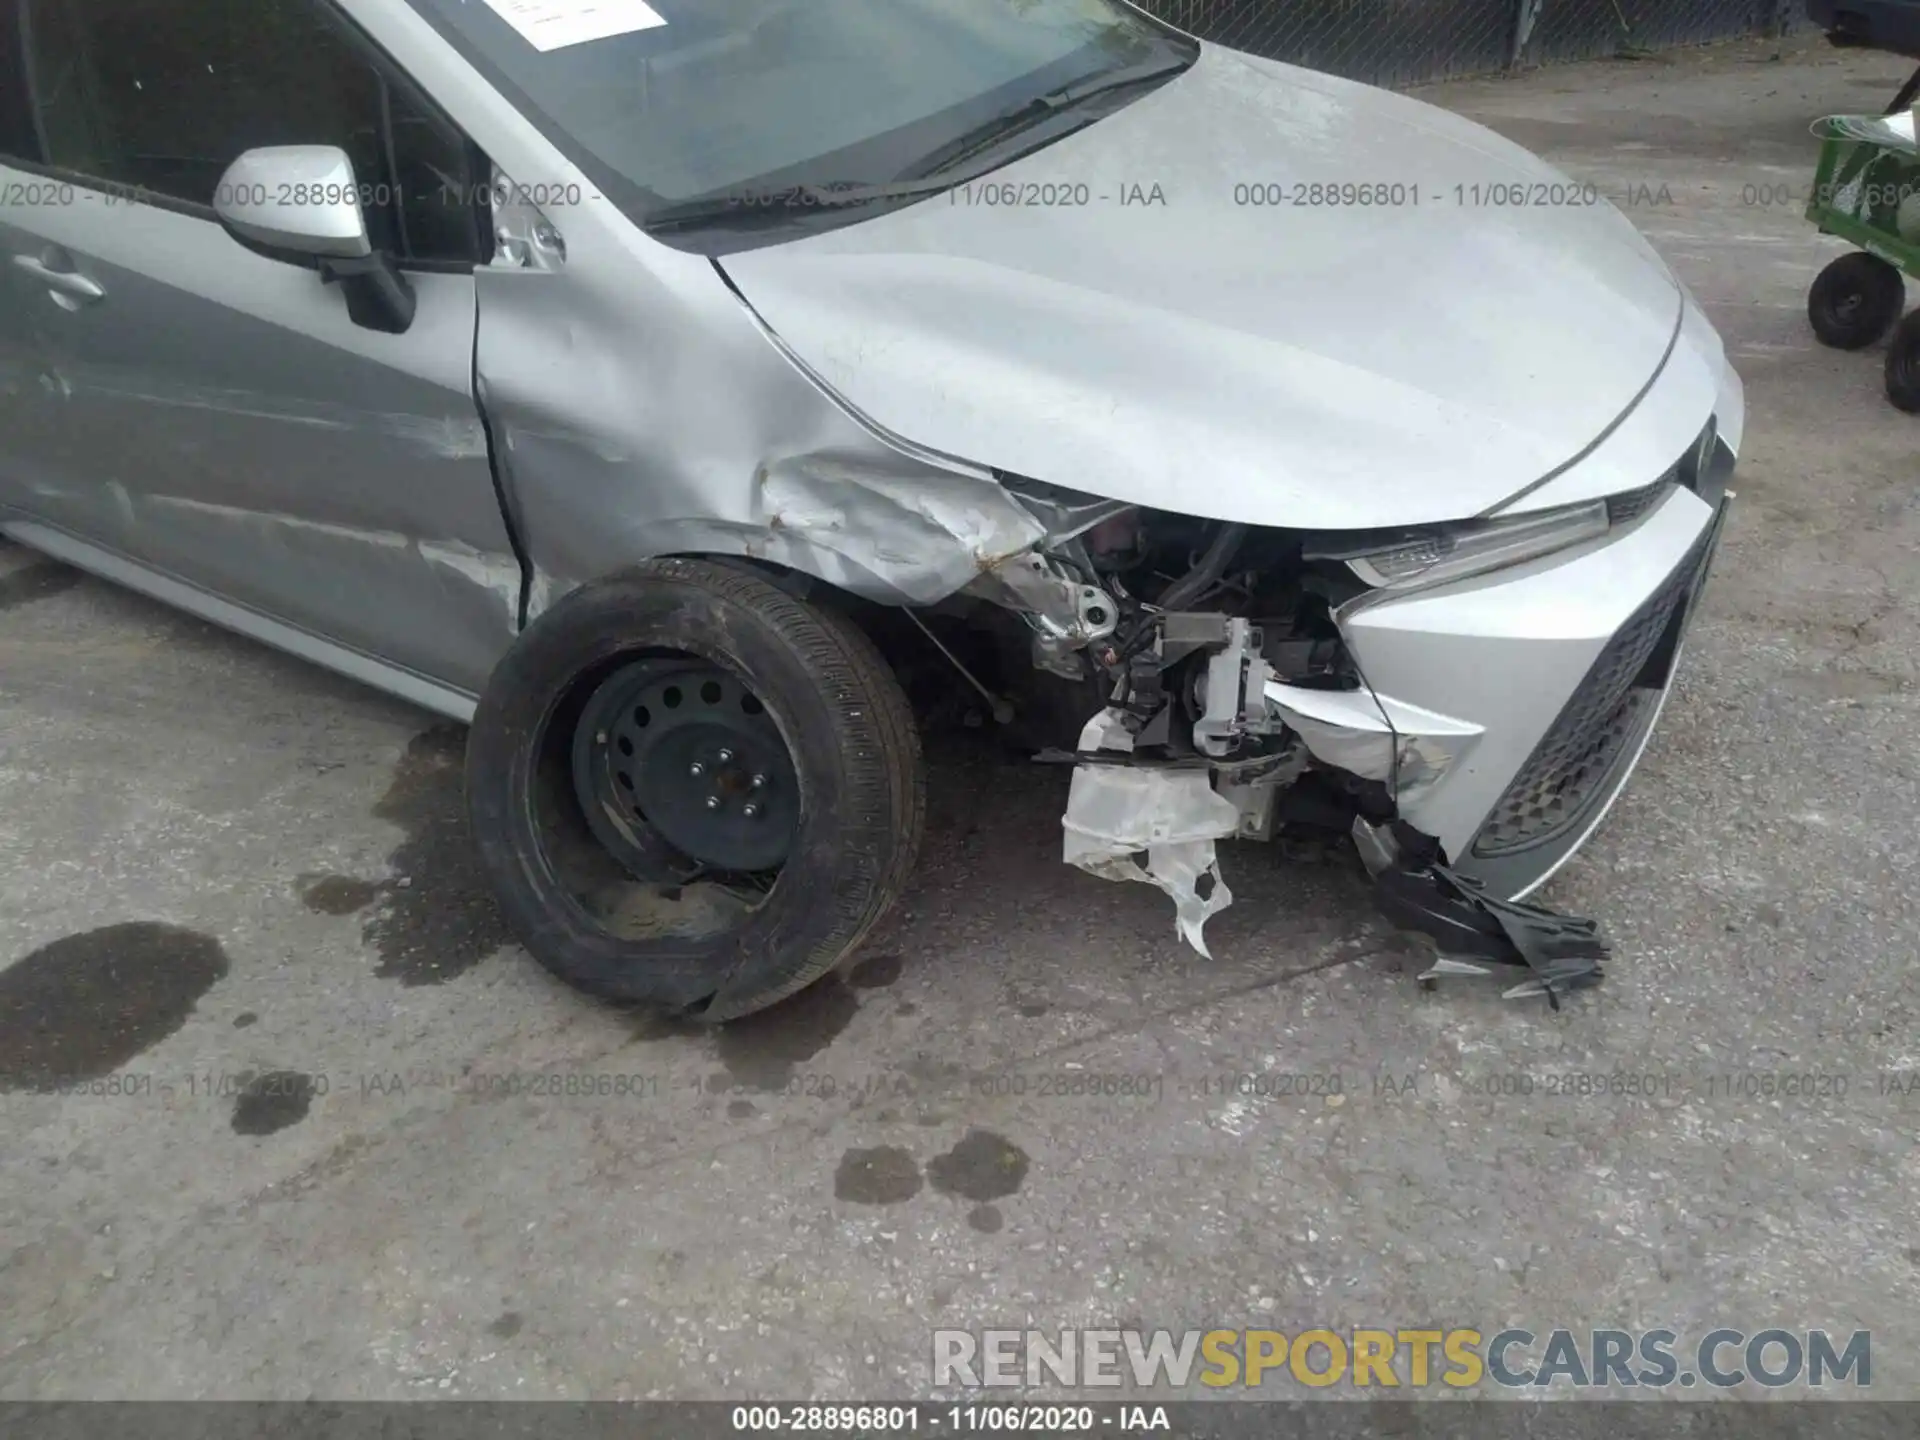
[1808,252,1904,350]
[466,558,924,1020]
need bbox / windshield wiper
[897,57,1192,182]
[643,176,974,234]
[642,56,1191,236]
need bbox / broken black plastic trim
[1373,861,1608,1008]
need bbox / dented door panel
[15,189,519,694]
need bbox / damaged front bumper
[1326,479,1730,901]
[1060,476,1731,1002]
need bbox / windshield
[404,0,1195,248]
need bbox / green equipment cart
[1805,110,1920,410]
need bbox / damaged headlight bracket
[964,549,1122,681]
[1194,617,1278,758]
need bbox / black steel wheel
[571,660,801,881]
[1808,252,1904,350]
[466,558,924,1021]
[1885,309,1920,412]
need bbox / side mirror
[213,145,415,335]
[214,145,370,258]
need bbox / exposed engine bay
[890,487,1612,1008]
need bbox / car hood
[717,43,1683,531]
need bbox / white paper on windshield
[481,0,666,52]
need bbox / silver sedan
[0,0,1741,1017]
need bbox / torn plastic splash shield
[1060,710,1238,956]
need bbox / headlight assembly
[1306,415,1719,594]
[1305,499,1611,593]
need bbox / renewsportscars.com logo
[931,1327,1871,1391]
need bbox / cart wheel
[1885,311,1920,412]
[1808,253,1905,350]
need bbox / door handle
[13,253,106,304]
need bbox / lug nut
[742,803,759,819]
[689,761,705,777]
[717,748,734,763]
[750,773,767,789]
[705,796,722,810]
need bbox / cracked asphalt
[3,34,1919,1402]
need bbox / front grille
[1471,528,1711,857]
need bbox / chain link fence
[1140,0,1803,87]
